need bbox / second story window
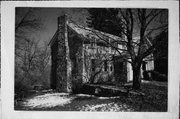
[90,37,96,48]
[90,41,94,47]
[114,42,118,48]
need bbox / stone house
[49,15,154,93]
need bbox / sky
[16,8,168,47]
[28,8,88,45]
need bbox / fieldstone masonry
[49,15,155,93]
[51,15,72,92]
[50,15,130,93]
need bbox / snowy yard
[22,93,74,109]
[15,81,167,111]
[16,92,135,111]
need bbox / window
[91,59,95,71]
[104,60,107,71]
[110,65,113,71]
[90,41,94,47]
[114,42,118,48]
[142,61,146,71]
[90,37,96,48]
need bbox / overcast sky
[38,8,88,45]
[16,8,168,47]
[16,8,89,46]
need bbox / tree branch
[68,19,132,64]
[145,10,163,29]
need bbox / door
[114,61,125,83]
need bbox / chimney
[58,14,68,31]
[54,15,72,93]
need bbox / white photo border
[1,1,179,119]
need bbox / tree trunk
[132,63,141,90]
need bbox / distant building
[49,15,154,92]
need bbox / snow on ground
[23,93,75,109]
[16,81,168,111]
[75,94,96,97]
[98,96,121,99]
[142,80,167,87]
[75,94,122,100]
[79,102,134,112]
[21,92,128,110]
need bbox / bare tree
[15,8,43,55]
[119,9,168,89]
[69,8,168,90]
[15,8,50,95]
[85,46,112,84]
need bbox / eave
[48,30,58,47]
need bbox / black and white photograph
[14,7,169,112]
[1,1,179,119]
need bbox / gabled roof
[48,18,153,58]
[48,20,126,47]
[67,21,124,43]
[48,30,58,47]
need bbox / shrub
[15,80,31,99]
[150,71,168,81]
[143,71,152,81]
[81,84,95,95]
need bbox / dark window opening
[114,42,118,48]
[90,38,96,48]
[91,59,95,71]
[142,61,146,71]
[119,62,123,71]
[110,65,113,71]
[104,60,107,71]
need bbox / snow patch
[98,96,121,99]
[80,102,134,112]
[23,93,74,108]
[75,94,95,97]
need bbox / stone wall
[50,40,58,89]
[68,32,84,92]
[51,15,72,92]
[83,44,115,84]
[50,15,129,93]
